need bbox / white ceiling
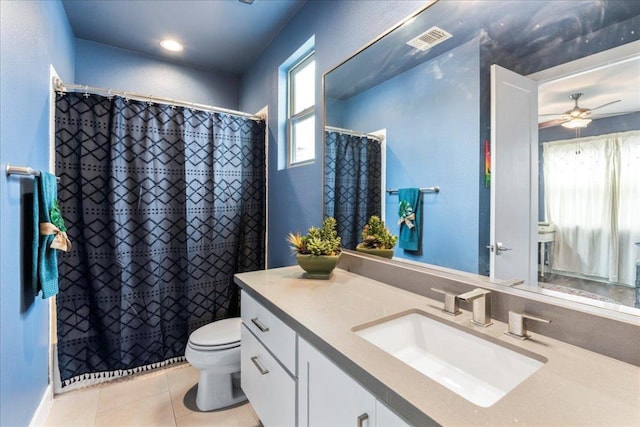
[538,55,640,122]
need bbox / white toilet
[184,317,246,411]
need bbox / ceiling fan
[538,93,621,129]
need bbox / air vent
[407,26,453,51]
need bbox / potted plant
[287,217,342,279]
[356,215,397,259]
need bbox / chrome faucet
[431,288,462,316]
[505,311,551,340]
[458,288,492,327]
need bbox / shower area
[52,86,266,390]
[323,127,383,250]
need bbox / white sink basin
[353,310,546,407]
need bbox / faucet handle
[458,288,491,301]
[430,288,462,316]
[506,311,551,340]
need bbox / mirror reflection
[323,0,640,312]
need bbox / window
[543,131,640,285]
[288,52,315,166]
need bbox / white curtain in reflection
[617,132,640,285]
[543,130,639,286]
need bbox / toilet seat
[188,317,241,352]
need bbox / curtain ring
[83,85,89,98]
[107,89,113,100]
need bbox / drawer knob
[250,356,270,375]
[357,412,369,427]
[251,317,270,332]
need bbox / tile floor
[45,363,262,427]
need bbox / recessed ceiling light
[160,39,183,52]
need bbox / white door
[490,65,538,286]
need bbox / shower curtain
[324,131,382,249]
[54,93,265,387]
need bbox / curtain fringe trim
[60,356,186,390]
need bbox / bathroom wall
[338,39,481,273]
[75,39,240,109]
[239,0,428,267]
[0,1,75,426]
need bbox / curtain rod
[53,78,264,121]
[325,125,383,142]
[386,186,440,194]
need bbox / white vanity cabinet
[240,291,296,427]
[241,289,410,427]
[298,337,410,427]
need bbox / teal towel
[33,172,60,299]
[398,188,421,252]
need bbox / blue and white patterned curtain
[54,93,265,387]
[324,131,382,249]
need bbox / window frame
[287,51,316,167]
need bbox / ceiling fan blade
[590,99,621,111]
[538,118,568,129]
[590,110,639,119]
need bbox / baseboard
[29,384,53,427]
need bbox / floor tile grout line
[164,372,180,426]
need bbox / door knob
[496,242,512,253]
[487,242,511,255]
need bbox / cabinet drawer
[241,325,296,427]
[241,290,296,374]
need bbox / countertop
[235,266,640,426]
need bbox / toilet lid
[188,317,241,349]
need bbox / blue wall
[0,1,75,426]
[338,39,480,273]
[239,0,427,267]
[75,39,240,109]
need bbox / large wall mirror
[323,0,640,314]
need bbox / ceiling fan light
[562,118,592,129]
[160,39,183,52]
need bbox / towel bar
[387,186,440,194]
[6,164,60,181]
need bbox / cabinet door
[376,401,411,427]
[299,337,376,427]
